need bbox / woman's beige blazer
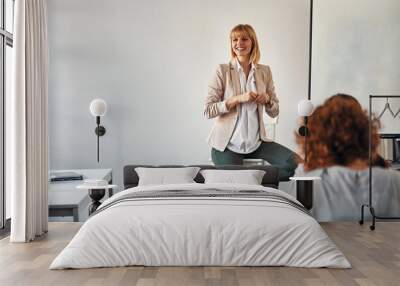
[204,61,279,152]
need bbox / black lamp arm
[298,116,309,163]
[298,116,309,137]
[94,116,106,162]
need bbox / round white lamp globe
[90,99,107,117]
[297,99,314,117]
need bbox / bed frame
[123,165,280,190]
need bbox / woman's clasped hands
[242,91,270,104]
[226,91,271,110]
[236,91,270,104]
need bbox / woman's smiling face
[231,32,253,58]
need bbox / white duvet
[50,183,351,269]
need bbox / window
[1,0,14,231]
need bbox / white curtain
[10,0,49,242]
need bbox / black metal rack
[360,95,400,230]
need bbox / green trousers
[211,141,299,181]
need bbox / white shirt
[226,59,261,154]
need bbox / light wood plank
[0,222,399,286]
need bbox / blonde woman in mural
[204,24,298,180]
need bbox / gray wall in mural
[48,0,400,189]
[47,0,310,188]
[312,0,400,133]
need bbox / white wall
[312,0,400,134]
[47,0,310,188]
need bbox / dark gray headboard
[123,165,280,190]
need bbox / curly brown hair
[297,94,381,171]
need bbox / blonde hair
[230,24,260,64]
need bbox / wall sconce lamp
[89,99,107,162]
[297,99,314,162]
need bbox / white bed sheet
[50,183,350,269]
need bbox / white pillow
[135,167,200,186]
[200,169,266,185]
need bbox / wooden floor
[0,222,399,286]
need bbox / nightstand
[289,176,321,210]
[48,168,113,221]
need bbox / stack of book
[50,171,83,182]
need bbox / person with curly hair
[294,93,400,221]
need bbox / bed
[50,165,350,269]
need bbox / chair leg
[359,204,366,225]
[369,206,376,231]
